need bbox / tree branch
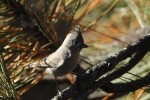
[102,72,150,93]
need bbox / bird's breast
[52,50,80,77]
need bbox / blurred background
[0,0,150,100]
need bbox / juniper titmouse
[30,25,88,77]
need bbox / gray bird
[30,25,88,77]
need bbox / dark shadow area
[21,80,57,100]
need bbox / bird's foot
[57,90,62,99]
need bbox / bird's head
[62,25,88,50]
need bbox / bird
[29,25,88,77]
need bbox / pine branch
[0,55,17,100]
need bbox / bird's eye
[74,41,78,45]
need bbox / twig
[102,72,150,93]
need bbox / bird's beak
[82,43,88,48]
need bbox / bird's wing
[56,49,71,68]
